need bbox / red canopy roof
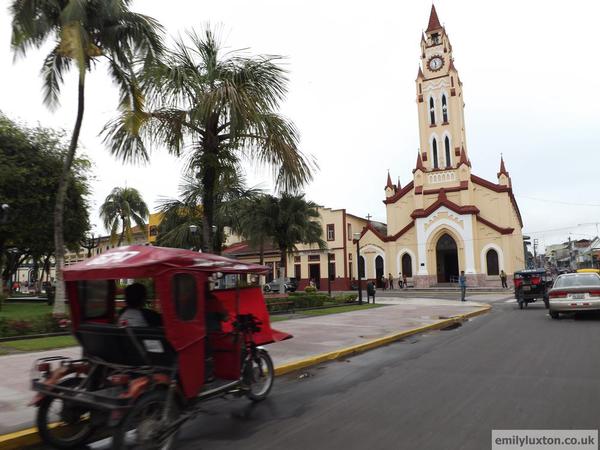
[63,245,269,281]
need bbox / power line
[517,195,600,207]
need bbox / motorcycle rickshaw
[513,269,552,309]
[30,246,291,449]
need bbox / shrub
[0,313,68,338]
[288,292,328,308]
[328,293,358,304]
[304,285,317,294]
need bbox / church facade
[357,5,525,287]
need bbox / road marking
[504,299,516,303]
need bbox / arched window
[442,95,448,123]
[432,138,439,169]
[358,256,365,278]
[486,249,499,276]
[429,97,436,125]
[444,136,451,168]
[401,253,413,277]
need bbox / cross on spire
[366,213,372,222]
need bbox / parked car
[263,277,298,293]
[513,269,552,309]
[548,272,600,319]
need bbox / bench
[76,323,176,368]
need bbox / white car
[548,273,600,319]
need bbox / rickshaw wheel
[36,378,96,449]
[245,349,275,402]
[112,390,180,450]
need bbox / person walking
[398,272,403,288]
[459,270,467,302]
[403,273,408,289]
[500,269,508,288]
[367,280,376,303]
[388,273,394,290]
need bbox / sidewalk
[0,297,489,438]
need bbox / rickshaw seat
[76,323,176,368]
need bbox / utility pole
[533,238,538,268]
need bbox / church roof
[426,4,442,32]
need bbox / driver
[118,283,162,327]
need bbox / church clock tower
[415,5,468,172]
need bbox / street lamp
[353,232,363,305]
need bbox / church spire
[414,152,425,173]
[386,171,394,190]
[458,147,470,167]
[426,4,442,32]
[498,156,509,177]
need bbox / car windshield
[553,274,600,288]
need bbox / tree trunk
[279,248,287,294]
[199,114,222,254]
[53,76,85,316]
[118,217,125,246]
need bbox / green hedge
[327,293,358,304]
[0,313,69,338]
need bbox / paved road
[169,301,600,450]
[33,300,600,450]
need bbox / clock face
[428,56,444,71]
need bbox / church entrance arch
[435,233,459,283]
[375,255,384,287]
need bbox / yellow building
[357,5,524,288]
[223,208,371,290]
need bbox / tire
[112,390,180,450]
[263,285,271,293]
[245,349,275,402]
[36,378,96,449]
[549,310,560,320]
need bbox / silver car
[548,273,600,319]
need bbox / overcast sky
[1,0,599,252]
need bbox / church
[356,5,525,288]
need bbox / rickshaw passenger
[119,283,162,327]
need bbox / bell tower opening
[435,233,459,283]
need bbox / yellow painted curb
[0,426,40,450]
[0,304,491,449]
[274,304,491,376]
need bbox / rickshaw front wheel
[36,379,96,449]
[112,390,180,450]
[245,349,275,402]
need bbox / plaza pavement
[0,295,502,438]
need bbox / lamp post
[353,232,363,305]
[80,227,100,258]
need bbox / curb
[0,305,491,450]
[274,304,491,376]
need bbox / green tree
[229,195,277,265]
[157,168,260,252]
[103,29,315,253]
[0,113,90,292]
[232,193,326,276]
[99,187,149,246]
[10,0,163,313]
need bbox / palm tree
[10,0,163,314]
[103,28,315,253]
[229,195,277,265]
[232,193,326,278]
[157,168,261,252]
[270,194,326,278]
[100,187,149,246]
